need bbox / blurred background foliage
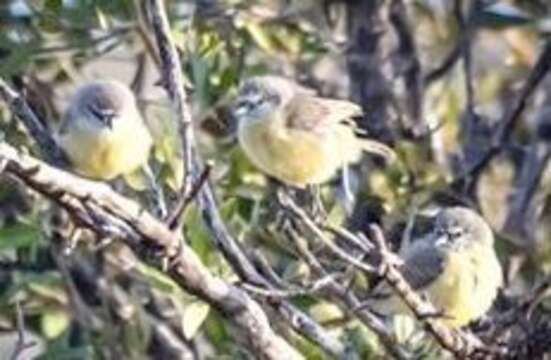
[0,0,551,359]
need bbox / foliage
[0,0,551,359]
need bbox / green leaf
[0,223,42,250]
[137,263,183,296]
[244,21,276,54]
[190,55,211,109]
[25,274,68,305]
[45,0,63,12]
[41,309,70,339]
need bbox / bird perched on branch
[57,80,165,217]
[233,76,395,189]
[369,207,503,328]
[57,80,153,181]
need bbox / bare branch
[389,0,425,134]
[0,143,302,360]
[9,301,36,360]
[165,163,211,230]
[146,0,195,208]
[454,40,551,185]
[144,2,346,357]
[279,192,498,358]
[367,226,499,359]
[0,78,68,167]
[286,227,409,360]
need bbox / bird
[57,80,153,181]
[369,206,503,328]
[233,76,395,189]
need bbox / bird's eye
[87,104,104,120]
[446,226,464,240]
[251,96,265,106]
[87,104,116,127]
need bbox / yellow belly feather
[238,120,360,186]
[60,119,152,180]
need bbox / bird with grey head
[233,75,396,191]
[57,80,153,181]
[369,206,503,328]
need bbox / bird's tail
[358,139,397,162]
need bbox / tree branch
[0,142,302,360]
[144,1,346,357]
[0,78,68,167]
[453,40,551,186]
[279,191,500,359]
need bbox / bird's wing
[371,241,446,299]
[57,110,73,136]
[284,96,362,134]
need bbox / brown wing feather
[284,96,362,134]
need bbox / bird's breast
[60,117,152,180]
[238,120,336,186]
[426,246,501,327]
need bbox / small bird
[233,76,395,188]
[369,207,503,328]
[57,80,153,181]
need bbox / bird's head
[431,207,494,251]
[232,76,284,125]
[73,80,136,131]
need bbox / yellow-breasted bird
[233,76,395,188]
[57,80,153,181]
[369,207,503,328]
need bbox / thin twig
[146,0,195,213]
[166,163,211,229]
[389,0,424,134]
[454,0,475,113]
[286,228,410,359]
[241,274,339,299]
[424,44,462,85]
[367,225,499,359]
[0,142,301,360]
[144,2,345,357]
[280,192,497,358]
[9,301,36,360]
[0,78,68,167]
[144,163,168,219]
[452,40,551,186]
[278,191,377,274]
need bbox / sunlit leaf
[243,21,277,54]
[95,6,109,30]
[309,302,344,324]
[25,275,68,305]
[182,300,210,340]
[137,263,183,296]
[41,308,71,339]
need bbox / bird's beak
[434,234,449,248]
[232,104,247,119]
[96,114,114,129]
[104,116,114,129]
